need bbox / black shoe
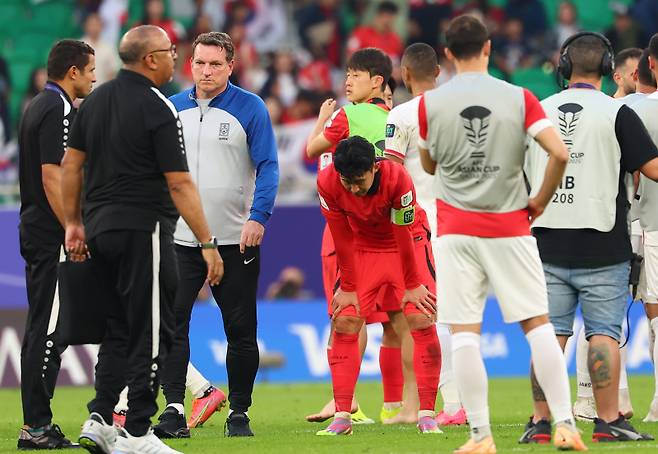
[224,412,254,437]
[153,407,190,439]
[518,417,551,444]
[17,424,80,450]
[593,416,655,442]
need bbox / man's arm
[416,94,436,174]
[243,98,280,252]
[42,164,66,227]
[616,105,658,181]
[384,108,409,165]
[61,147,87,261]
[306,99,343,158]
[528,126,568,222]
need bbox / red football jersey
[317,160,427,291]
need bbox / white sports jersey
[385,95,436,236]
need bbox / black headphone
[556,31,615,89]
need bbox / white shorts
[436,234,548,324]
[638,230,658,304]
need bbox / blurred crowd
[1,0,658,205]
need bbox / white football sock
[437,323,461,414]
[619,330,629,390]
[452,332,490,441]
[526,324,575,426]
[167,403,185,416]
[186,362,212,399]
[575,328,593,398]
[114,387,129,413]
[651,318,658,399]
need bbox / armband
[390,205,415,226]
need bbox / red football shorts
[335,235,436,319]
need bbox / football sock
[114,387,129,413]
[411,327,441,412]
[437,323,461,414]
[526,323,575,426]
[651,318,658,399]
[453,332,490,441]
[329,332,361,413]
[167,403,185,416]
[619,331,629,391]
[379,346,404,404]
[575,328,593,399]
[186,363,212,399]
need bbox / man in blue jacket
[154,31,279,438]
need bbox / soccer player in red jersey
[306,50,414,424]
[316,136,442,435]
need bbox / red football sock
[379,346,403,403]
[329,332,361,413]
[411,326,441,411]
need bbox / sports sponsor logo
[460,106,491,159]
[385,123,396,138]
[557,103,583,163]
[318,194,329,210]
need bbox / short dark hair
[346,48,392,90]
[637,48,656,88]
[402,43,439,80]
[568,34,609,77]
[192,32,235,61]
[377,1,398,15]
[47,39,95,80]
[614,47,642,71]
[445,15,489,60]
[334,136,376,179]
[387,77,396,94]
[650,33,658,59]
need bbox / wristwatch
[200,236,218,249]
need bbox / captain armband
[390,205,415,226]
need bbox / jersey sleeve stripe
[527,118,553,138]
[384,149,406,160]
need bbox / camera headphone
[556,31,615,89]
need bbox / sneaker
[592,416,655,442]
[224,412,254,437]
[316,417,353,436]
[187,387,226,429]
[619,388,634,419]
[111,428,181,454]
[152,407,190,439]
[79,413,117,454]
[17,423,79,450]
[418,416,443,434]
[436,408,467,426]
[573,397,597,422]
[453,436,496,453]
[518,418,551,444]
[113,411,126,428]
[351,406,374,425]
[553,424,588,451]
[643,398,658,422]
[380,404,401,422]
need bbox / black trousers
[162,244,259,413]
[19,234,62,428]
[86,226,177,436]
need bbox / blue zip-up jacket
[170,82,279,246]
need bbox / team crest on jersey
[219,123,230,139]
[386,123,396,138]
[460,106,491,159]
[400,190,413,207]
[557,103,582,149]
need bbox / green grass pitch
[1,377,658,453]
